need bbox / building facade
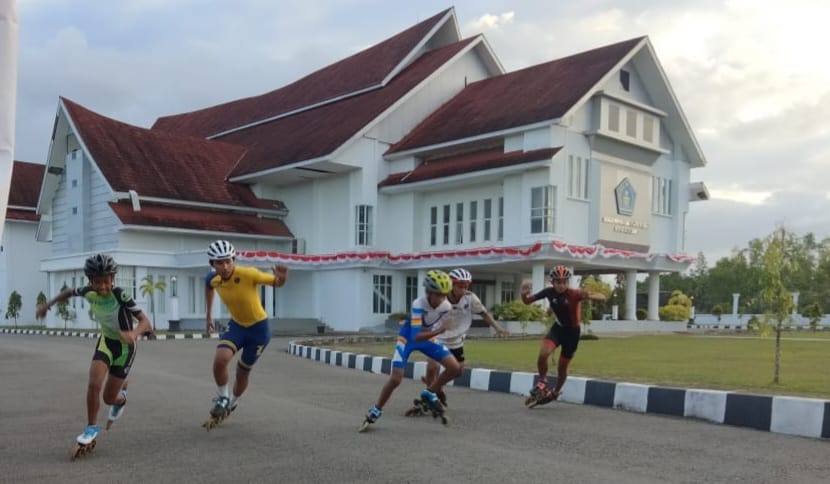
[31,8,707,331]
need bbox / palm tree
[139,275,166,331]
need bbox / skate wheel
[358,420,371,433]
[105,420,114,430]
[440,415,449,426]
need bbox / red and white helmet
[549,265,572,280]
[449,268,472,283]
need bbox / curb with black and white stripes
[288,340,830,440]
[0,328,220,340]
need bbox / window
[405,276,418,313]
[501,281,515,303]
[156,275,166,313]
[530,186,556,234]
[429,206,438,246]
[72,207,78,215]
[483,199,492,242]
[455,202,464,244]
[608,104,620,132]
[372,274,392,314]
[620,69,630,91]
[497,197,504,241]
[568,155,589,199]
[355,205,373,246]
[71,179,78,188]
[71,276,76,308]
[652,176,673,215]
[188,276,197,313]
[626,109,637,137]
[115,266,136,299]
[643,116,655,144]
[469,201,477,243]
[442,205,450,245]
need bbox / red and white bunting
[237,240,695,268]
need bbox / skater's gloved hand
[520,282,532,296]
[495,327,511,338]
[36,304,48,320]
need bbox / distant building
[32,8,707,331]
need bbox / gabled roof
[61,98,278,209]
[379,147,560,187]
[109,201,292,237]
[388,37,645,154]
[6,160,45,222]
[222,38,478,179]
[152,8,454,139]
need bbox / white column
[417,269,427,298]
[791,291,799,315]
[647,271,660,321]
[0,1,18,243]
[532,263,547,311]
[732,293,740,320]
[625,270,637,320]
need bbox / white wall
[0,221,50,326]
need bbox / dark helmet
[84,254,117,277]
[549,265,572,280]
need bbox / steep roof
[6,160,45,221]
[379,147,560,187]
[109,201,291,237]
[61,98,279,210]
[222,38,478,179]
[152,8,453,138]
[389,37,644,153]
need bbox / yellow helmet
[423,270,452,295]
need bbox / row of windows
[428,197,504,246]
[607,103,659,145]
[652,176,673,216]
[371,275,517,314]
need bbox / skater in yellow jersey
[203,240,288,429]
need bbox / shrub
[387,312,408,322]
[712,304,724,321]
[635,308,647,320]
[492,300,548,322]
[659,304,689,321]
[801,302,823,331]
[580,332,599,340]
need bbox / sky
[11,0,830,265]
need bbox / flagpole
[0,0,18,242]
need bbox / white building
[1,161,50,326]
[33,8,707,331]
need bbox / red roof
[109,201,292,237]
[62,98,282,210]
[152,9,452,139]
[389,37,644,153]
[379,147,561,187]
[222,38,477,178]
[5,160,45,221]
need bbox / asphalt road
[1,334,827,484]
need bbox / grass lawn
[329,333,830,399]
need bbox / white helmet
[207,240,235,261]
[449,268,472,282]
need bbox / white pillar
[0,1,19,243]
[791,291,799,315]
[531,263,548,311]
[732,293,740,320]
[611,305,619,320]
[417,269,427,298]
[625,270,637,320]
[647,272,660,321]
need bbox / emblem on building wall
[615,178,636,216]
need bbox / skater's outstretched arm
[272,264,288,287]
[480,310,510,338]
[205,286,216,333]
[415,325,446,342]
[36,287,75,320]
[121,311,153,344]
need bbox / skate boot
[71,425,99,461]
[106,389,128,430]
[524,379,548,407]
[437,391,448,408]
[359,405,382,432]
[203,396,230,431]
[404,397,430,417]
[535,388,562,406]
[420,389,449,425]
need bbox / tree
[139,275,166,331]
[801,302,823,331]
[760,227,796,384]
[36,292,47,327]
[5,291,22,328]
[580,276,612,325]
[56,284,74,330]
[711,304,723,322]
